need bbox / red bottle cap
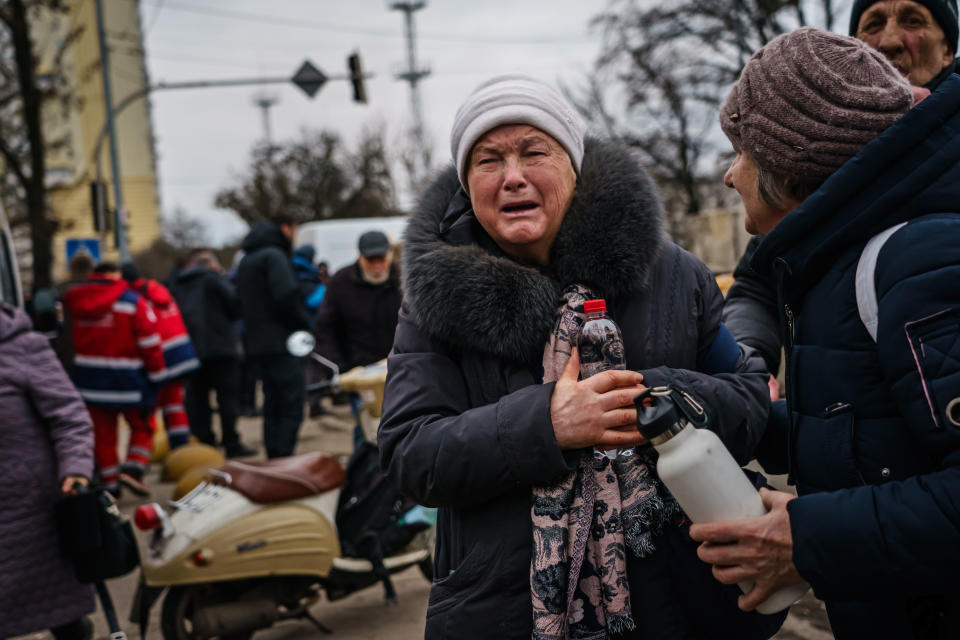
[583,298,606,314]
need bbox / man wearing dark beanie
[851,0,958,89]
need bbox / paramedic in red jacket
[122,263,199,452]
[61,262,166,497]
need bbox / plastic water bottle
[578,298,629,458]
[578,298,626,378]
[635,388,810,615]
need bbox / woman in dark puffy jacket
[0,302,95,639]
[379,75,772,639]
[691,28,960,639]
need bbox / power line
[139,0,591,45]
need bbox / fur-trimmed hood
[402,138,667,363]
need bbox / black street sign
[292,60,327,98]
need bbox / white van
[294,216,408,273]
[0,203,23,307]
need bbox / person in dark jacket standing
[314,230,402,373]
[0,302,95,640]
[172,250,255,457]
[379,75,772,640]
[724,0,958,374]
[690,29,960,639]
[236,215,311,458]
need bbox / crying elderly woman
[379,75,774,640]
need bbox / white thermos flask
[635,387,809,615]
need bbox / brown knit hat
[721,27,913,180]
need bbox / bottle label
[580,330,626,378]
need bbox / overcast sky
[140,0,607,245]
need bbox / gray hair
[756,164,824,210]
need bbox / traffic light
[90,180,109,232]
[347,52,367,104]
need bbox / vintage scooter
[130,335,434,640]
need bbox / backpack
[335,439,429,601]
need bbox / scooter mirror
[286,331,316,357]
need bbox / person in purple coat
[0,302,96,639]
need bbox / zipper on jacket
[774,258,798,486]
[784,305,795,347]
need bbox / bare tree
[215,126,401,225]
[583,0,848,241]
[162,206,209,250]
[132,208,215,283]
[0,0,75,290]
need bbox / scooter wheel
[160,585,253,640]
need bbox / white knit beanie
[450,74,585,190]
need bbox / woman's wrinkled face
[466,124,576,266]
[724,151,789,235]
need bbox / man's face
[856,0,954,86]
[358,252,392,285]
[280,223,297,241]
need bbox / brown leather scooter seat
[212,451,345,504]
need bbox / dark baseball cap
[358,230,391,257]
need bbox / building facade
[33,0,160,281]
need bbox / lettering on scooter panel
[237,540,267,553]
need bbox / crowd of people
[2,0,959,638]
[1,215,402,637]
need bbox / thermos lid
[584,298,607,313]
[635,389,683,440]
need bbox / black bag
[335,440,428,599]
[55,487,140,583]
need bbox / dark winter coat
[171,266,242,361]
[314,261,402,371]
[0,303,95,637]
[379,139,770,639]
[750,75,960,639]
[724,66,960,374]
[236,222,311,356]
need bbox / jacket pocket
[905,308,960,431]
[794,403,865,492]
[426,543,486,618]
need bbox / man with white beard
[314,230,403,375]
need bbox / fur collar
[402,138,666,363]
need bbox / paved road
[13,404,833,639]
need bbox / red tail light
[192,550,209,567]
[134,503,163,531]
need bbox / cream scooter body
[140,483,342,587]
[141,482,431,587]
[133,358,433,639]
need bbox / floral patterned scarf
[531,285,679,640]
